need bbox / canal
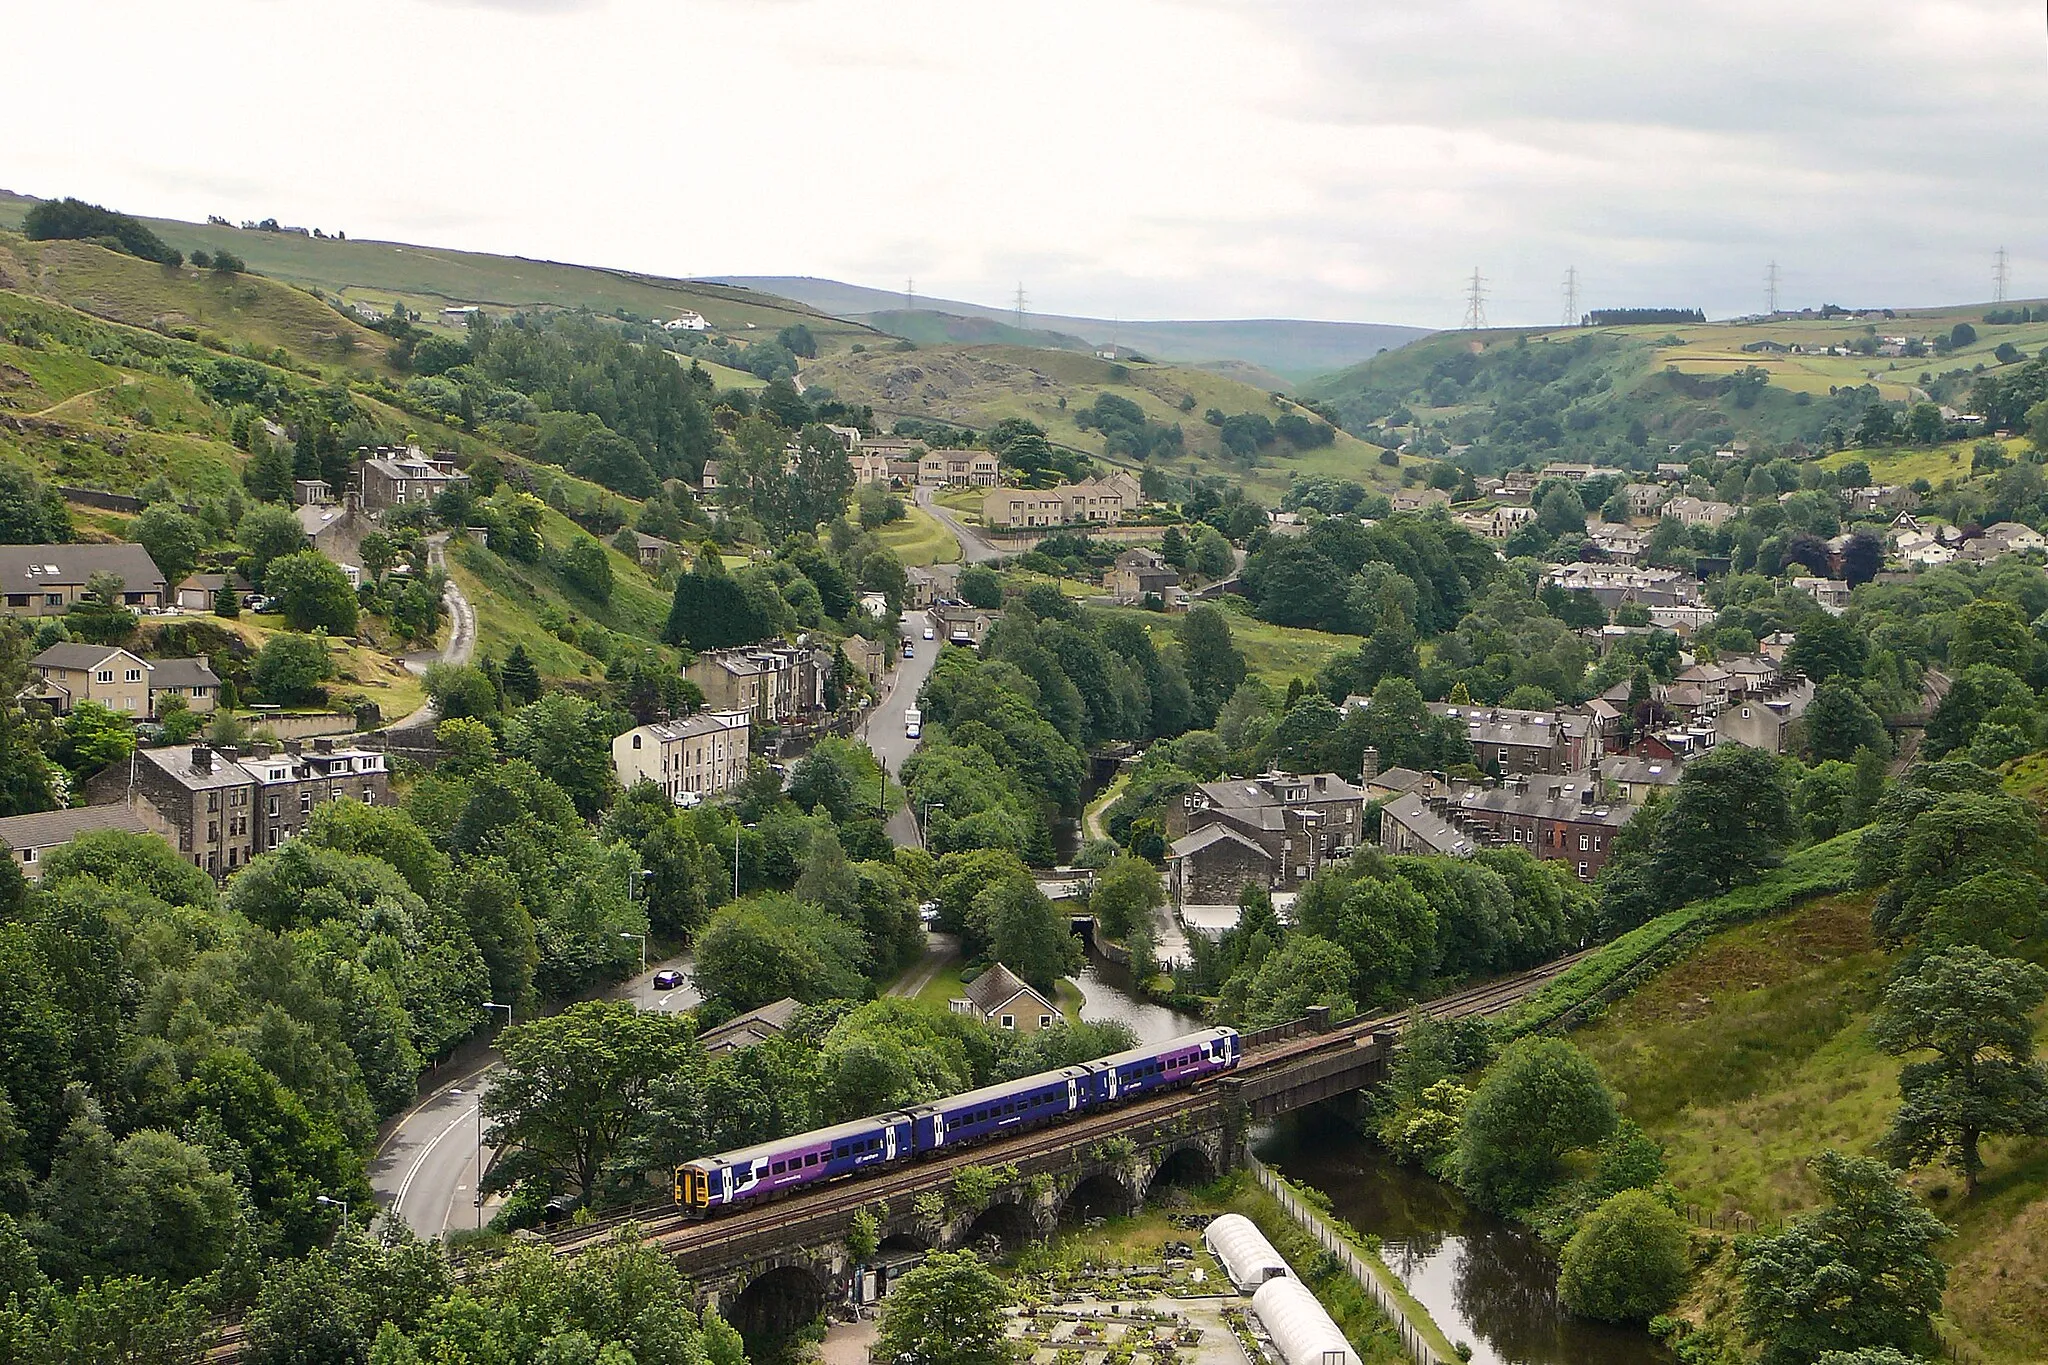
[1255,1107,1673,1365]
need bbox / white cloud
[7,0,2046,328]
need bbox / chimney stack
[190,746,213,773]
[1361,746,1380,784]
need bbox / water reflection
[1255,1109,1672,1365]
[1072,945,1202,1046]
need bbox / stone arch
[957,1199,1038,1255]
[727,1263,830,1356]
[1146,1143,1218,1197]
[1062,1170,1140,1223]
[878,1230,932,1255]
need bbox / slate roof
[960,962,1052,1016]
[0,543,165,590]
[0,804,151,851]
[1378,793,1476,856]
[32,644,129,671]
[1168,823,1272,861]
[146,658,220,689]
[698,997,801,1052]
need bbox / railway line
[202,951,1587,1361]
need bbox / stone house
[1166,772,1366,904]
[1105,547,1180,605]
[951,962,1059,1032]
[683,643,830,726]
[610,711,751,804]
[358,449,469,513]
[0,805,154,881]
[918,450,1000,487]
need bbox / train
[674,1026,1242,1214]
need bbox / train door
[885,1126,899,1160]
[1105,1066,1120,1100]
[1067,1076,1079,1111]
[932,1114,946,1148]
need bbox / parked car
[902,643,914,658]
[922,626,935,640]
[652,968,685,991]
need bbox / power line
[1013,283,1027,330]
[1765,261,1781,314]
[1463,268,1487,330]
[1994,247,2011,303]
[1562,266,1580,328]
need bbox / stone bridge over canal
[542,955,1587,1348]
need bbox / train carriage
[676,1112,913,1213]
[1083,1027,1240,1103]
[907,1065,1093,1151]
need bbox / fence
[1245,1156,1446,1365]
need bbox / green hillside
[0,190,879,352]
[803,341,1429,498]
[1307,306,2048,472]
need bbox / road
[859,608,943,846]
[371,950,699,1240]
[915,485,1002,564]
[393,534,479,728]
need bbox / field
[1572,891,2048,1362]
[1089,604,1355,690]
[874,505,961,566]
[1814,434,2027,489]
[0,233,392,374]
[0,191,877,353]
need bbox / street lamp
[920,799,945,845]
[627,867,653,902]
[620,931,647,974]
[482,1000,512,1030]
[316,1194,349,1234]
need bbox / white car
[922,626,935,640]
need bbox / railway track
[203,952,1587,1360]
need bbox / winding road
[391,533,478,730]
[915,485,1002,564]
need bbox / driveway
[915,486,1003,564]
[392,534,478,729]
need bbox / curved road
[915,486,1003,564]
[392,534,478,729]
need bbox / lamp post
[620,931,647,975]
[482,1000,512,1031]
[449,1087,486,1230]
[920,799,944,846]
[316,1194,349,1235]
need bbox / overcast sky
[11,1,2046,328]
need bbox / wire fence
[1246,1157,1446,1365]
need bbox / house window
[1579,834,1590,851]
[125,669,141,683]
[21,848,36,864]
[207,793,220,812]
[267,797,280,818]
[1040,1015,1054,1028]
[363,785,375,803]
[1000,1014,1015,1030]
[96,670,114,684]
[207,852,218,873]
[632,734,642,749]
[300,793,313,814]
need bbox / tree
[502,692,619,820]
[958,563,1003,609]
[132,505,205,591]
[1805,679,1891,762]
[264,551,359,634]
[0,463,72,544]
[1871,945,2048,1195]
[973,878,1081,994]
[561,535,614,604]
[1925,663,2032,758]
[500,644,541,705]
[1178,606,1246,725]
[54,702,132,781]
[568,428,657,498]
[1089,855,1164,943]
[1788,615,1868,684]
[1557,1189,1689,1323]
[237,504,306,582]
[243,428,296,503]
[1642,742,1795,901]
[1221,933,1356,1027]
[251,631,332,704]
[874,1251,1010,1365]
[1738,1151,1949,1365]
[22,197,181,264]
[695,895,870,1009]
[665,557,774,650]
[1456,1037,1617,1211]
[483,1001,699,1199]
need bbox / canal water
[1254,1108,1673,1365]
[1071,942,1203,1044]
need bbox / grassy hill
[801,341,1430,500]
[0,190,879,351]
[1307,305,2048,471]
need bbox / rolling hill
[714,275,1432,380]
[800,341,1428,499]
[1305,304,2048,473]
[0,190,878,349]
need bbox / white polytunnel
[1252,1275,1362,1365]
[1203,1212,1290,1293]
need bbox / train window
[772,1161,786,1174]
[805,1154,818,1166]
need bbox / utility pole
[1765,261,1781,315]
[1994,248,2010,304]
[1562,266,1580,328]
[905,277,915,310]
[1013,283,1027,330]
[1462,269,1487,331]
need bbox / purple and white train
[674,1027,1242,1214]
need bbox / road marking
[391,1102,477,1228]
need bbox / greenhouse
[1203,1213,1291,1293]
[1251,1275,1360,1365]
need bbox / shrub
[1557,1190,1688,1323]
